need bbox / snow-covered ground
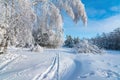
[0,47,120,80]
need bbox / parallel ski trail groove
[0,56,19,71]
[33,53,60,80]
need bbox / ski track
[0,55,19,71]
[16,62,46,77]
[33,53,59,80]
[0,62,46,79]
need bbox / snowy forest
[0,0,120,80]
[0,0,87,53]
[91,28,120,50]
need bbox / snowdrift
[74,40,104,54]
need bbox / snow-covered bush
[33,28,63,48]
[74,40,104,54]
[31,44,43,52]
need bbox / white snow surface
[0,47,120,80]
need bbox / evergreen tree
[64,35,74,48]
[91,27,120,50]
[74,37,80,44]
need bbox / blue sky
[63,0,120,38]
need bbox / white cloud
[110,6,120,12]
[64,14,120,38]
[88,14,120,33]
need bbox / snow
[31,45,43,52]
[71,53,120,80]
[0,47,120,80]
[74,40,105,54]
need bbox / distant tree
[64,35,74,48]
[74,37,80,44]
[91,27,120,50]
[64,35,81,48]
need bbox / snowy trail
[0,48,56,80]
[0,48,120,80]
[0,53,19,71]
[0,48,74,80]
[0,57,18,71]
[33,53,59,80]
[16,62,46,77]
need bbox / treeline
[91,28,120,50]
[0,0,87,49]
[64,35,104,53]
[64,35,80,48]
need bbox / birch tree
[32,0,87,48]
[0,0,87,51]
[0,0,35,48]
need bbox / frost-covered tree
[0,0,10,53]
[32,0,87,48]
[51,0,87,24]
[64,35,80,48]
[91,28,120,50]
[32,1,63,48]
[0,0,35,47]
[64,35,74,48]
[9,0,35,47]
[0,24,9,54]
[0,0,87,51]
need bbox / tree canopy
[0,0,87,48]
